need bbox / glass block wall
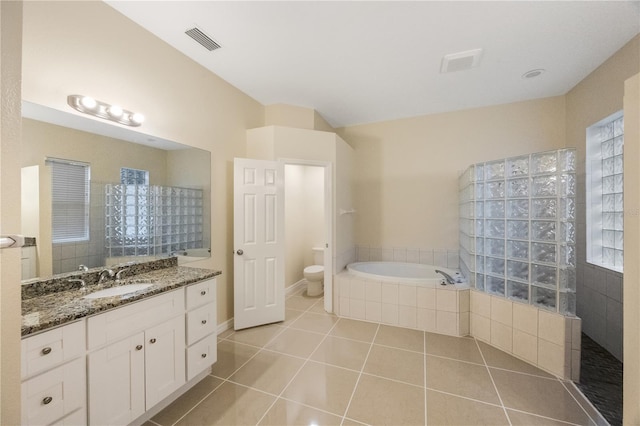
[105,184,204,257]
[459,149,577,315]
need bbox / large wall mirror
[21,102,211,281]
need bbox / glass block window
[121,168,149,185]
[104,184,204,257]
[458,148,577,315]
[586,112,624,272]
[47,158,90,243]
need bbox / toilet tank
[312,247,324,265]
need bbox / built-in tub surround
[336,264,470,337]
[21,257,220,336]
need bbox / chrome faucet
[435,269,456,285]
[98,269,115,283]
[115,268,131,281]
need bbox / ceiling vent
[440,48,483,73]
[185,27,221,52]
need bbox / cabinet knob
[42,396,53,405]
[201,353,207,358]
[136,345,143,351]
[201,320,207,325]
[41,347,52,355]
[200,290,206,296]
[150,338,157,344]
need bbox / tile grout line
[473,338,513,426]
[424,330,428,426]
[340,322,381,426]
[170,322,292,426]
[168,375,226,426]
[559,379,606,426]
[505,407,585,426]
[255,307,342,426]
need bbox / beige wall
[0,1,23,423]
[337,96,566,249]
[22,118,170,185]
[21,1,264,324]
[623,72,640,426]
[566,35,639,359]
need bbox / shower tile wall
[458,149,577,316]
[355,246,459,269]
[576,161,624,360]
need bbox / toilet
[303,247,324,296]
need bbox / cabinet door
[145,315,186,408]
[88,333,145,425]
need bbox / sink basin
[83,283,154,299]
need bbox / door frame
[280,158,333,313]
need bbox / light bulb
[80,96,97,109]
[108,105,123,118]
[131,112,145,125]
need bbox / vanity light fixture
[67,95,145,127]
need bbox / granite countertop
[22,260,221,337]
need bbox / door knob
[236,249,243,255]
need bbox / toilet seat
[304,265,324,274]
[303,265,324,282]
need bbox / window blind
[47,158,90,243]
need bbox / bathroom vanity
[20,258,220,425]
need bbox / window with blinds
[48,158,90,243]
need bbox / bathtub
[347,261,466,287]
[337,262,470,336]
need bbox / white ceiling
[106,1,640,128]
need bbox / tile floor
[146,289,608,426]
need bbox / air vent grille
[185,27,221,51]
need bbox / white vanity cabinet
[87,289,186,425]
[21,321,86,426]
[21,277,218,426]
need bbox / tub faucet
[435,269,456,285]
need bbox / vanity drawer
[186,302,216,345]
[21,357,85,426]
[186,334,217,381]
[21,321,85,380]
[88,288,184,350]
[186,279,216,310]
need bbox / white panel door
[234,158,285,330]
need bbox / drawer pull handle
[42,396,53,405]
[150,338,157,344]
[201,353,207,358]
[136,345,143,351]
[200,290,206,296]
[41,347,52,355]
[201,320,207,325]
